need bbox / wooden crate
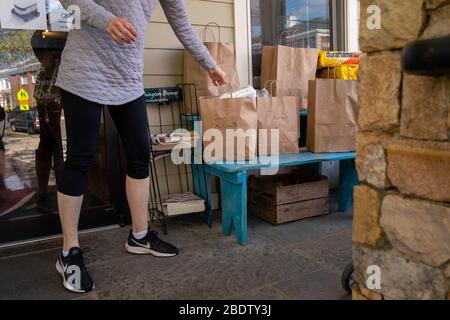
[248,171,329,225]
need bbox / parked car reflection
[9,110,40,134]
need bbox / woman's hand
[106,18,137,46]
[208,66,229,86]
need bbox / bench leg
[338,159,359,212]
[193,164,212,225]
[220,174,247,245]
[192,164,201,196]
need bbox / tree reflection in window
[0,30,34,68]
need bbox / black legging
[0,107,5,151]
[59,90,150,197]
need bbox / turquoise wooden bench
[204,152,358,245]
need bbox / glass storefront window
[250,0,332,87]
[0,28,121,244]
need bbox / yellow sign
[17,88,29,100]
[17,89,30,111]
[19,101,30,111]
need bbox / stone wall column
[353,0,450,300]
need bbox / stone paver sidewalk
[0,198,352,300]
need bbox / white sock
[133,230,148,240]
[62,250,69,257]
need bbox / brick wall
[352,0,450,300]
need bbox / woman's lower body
[57,90,178,293]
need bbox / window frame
[1,79,11,90]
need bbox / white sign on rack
[0,0,47,30]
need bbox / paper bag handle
[290,29,308,48]
[325,65,352,80]
[263,80,281,97]
[202,22,224,63]
[324,67,337,80]
[202,22,222,43]
[326,67,336,80]
[278,30,294,47]
[218,83,234,99]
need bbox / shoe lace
[149,230,159,237]
[147,230,163,246]
[71,247,91,270]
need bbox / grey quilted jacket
[56,0,216,105]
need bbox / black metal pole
[402,36,450,76]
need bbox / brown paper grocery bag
[183,23,240,114]
[200,94,257,162]
[257,81,300,156]
[260,41,319,110]
[307,79,358,153]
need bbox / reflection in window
[250,0,332,87]
[0,79,11,90]
[0,28,115,232]
[20,75,28,85]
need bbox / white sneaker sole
[125,243,177,257]
[55,260,94,293]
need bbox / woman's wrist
[207,66,229,86]
[96,12,118,33]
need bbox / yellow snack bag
[318,51,360,68]
[320,65,359,80]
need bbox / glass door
[0,29,125,245]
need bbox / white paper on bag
[219,86,257,102]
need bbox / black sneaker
[55,247,95,293]
[125,230,179,257]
